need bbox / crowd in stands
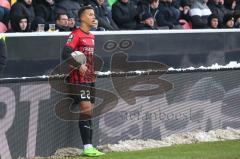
[1,0,240,32]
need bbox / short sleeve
[65,32,79,50]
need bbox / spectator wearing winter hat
[223,13,234,28]
[208,14,219,28]
[8,15,31,32]
[136,12,158,29]
[112,0,138,30]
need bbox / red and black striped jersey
[65,29,95,83]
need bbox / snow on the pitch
[98,127,240,152]
[17,129,240,158]
[168,61,240,72]
[4,62,240,81]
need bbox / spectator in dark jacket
[150,0,160,20]
[137,0,150,16]
[156,0,181,29]
[0,36,7,74]
[189,0,212,29]
[207,0,231,27]
[137,0,159,20]
[55,13,70,31]
[87,0,119,30]
[8,15,31,32]
[55,0,81,22]
[137,12,158,29]
[35,0,55,25]
[173,0,191,21]
[224,0,237,12]
[207,14,219,28]
[10,0,35,30]
[112,0,138,30]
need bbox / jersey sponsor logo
[67,34,74,42]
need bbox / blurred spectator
[208,0,231,27]
[8,15,31,32]
[112,0,138,30]
[174,0,191,21]
[150,0,160,19]
[0,0,10,27]
[234,12,240,28]
[223,13,234,28]
[224,0,237,11]
[10,0,35,30]
[0,21,7,32]
[0,36,6,74]
[208,14,219,28]
[137,0,151,16]
[55,13,69,31]
[156,0,182,29]
[235,0,240,10]
[35,0,56,25]
[189,0,212,29]
[87,0,119,30]
[137,12,158,29]
[76,0,86,6]
[68,15,76,31]
[55,0,81,21]
[91,19,106,30]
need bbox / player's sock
[79,119,92,145]
[89,120,93,142]
[84,144,93,150]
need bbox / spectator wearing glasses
[55,13,70,31]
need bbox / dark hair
[78,6,94,19]
[150,0,159,3]
[56,13,68,21]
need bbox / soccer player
[61,6,105,157]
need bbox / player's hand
[79,64,87,75]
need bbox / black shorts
[69,83,95,104]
